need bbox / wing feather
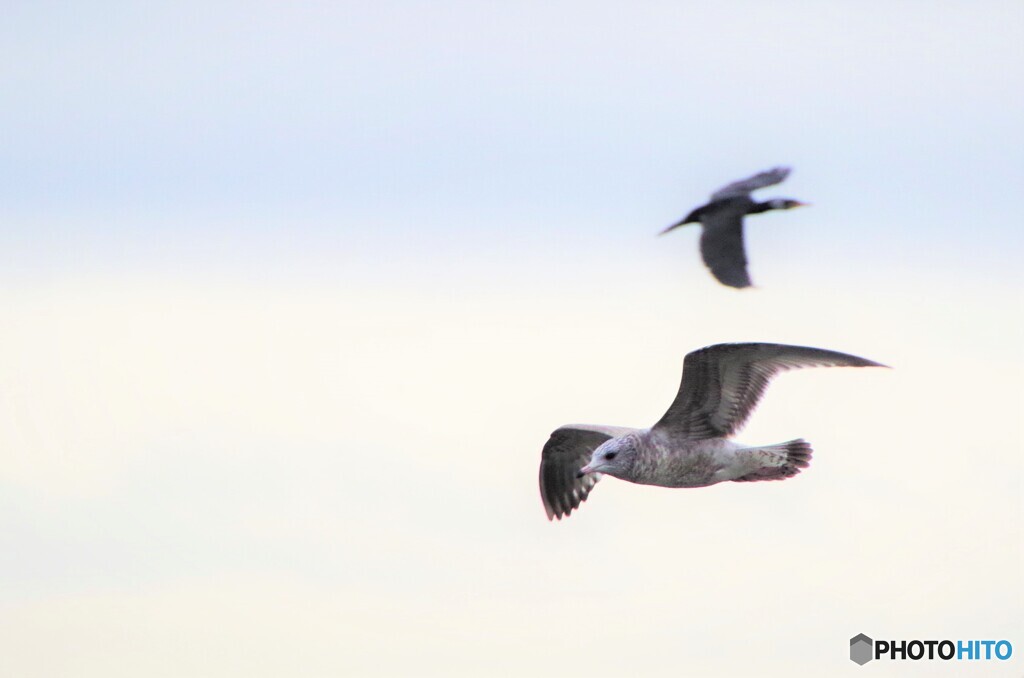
[652,343,886,439]
[538,424,635,520]
[710,166,791,201]
[699,211,752,288]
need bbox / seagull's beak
[576,463,596,479]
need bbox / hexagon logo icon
[850,633,873,665]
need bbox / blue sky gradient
[2,1,1022,285]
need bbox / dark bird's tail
[659,208,701,235]
[659,219,689,235]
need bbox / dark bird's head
[576,435,639,481]
[756,198,809,212]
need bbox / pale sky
[1,2,1022,677]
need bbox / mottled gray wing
[710,166,791,201]
[539,424,635,521]
[652,343,886,440]
[699,210,752,288]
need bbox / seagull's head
[577,435,638,481]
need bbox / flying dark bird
[538,342,886,520]
[661,167,807,288]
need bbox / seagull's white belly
[638,438,745,488]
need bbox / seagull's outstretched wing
[539,424,636,520]
[652,343,886,440]
[710,166,791,201]
[699,210,752,288]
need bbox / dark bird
[661,167,807,288]
[538,342,886,521]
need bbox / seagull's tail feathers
[732,439,812,482]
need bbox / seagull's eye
[605,452,618,461]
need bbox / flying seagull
[660,167,807,288]
[538,342,886,520]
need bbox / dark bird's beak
[792,201,811,208]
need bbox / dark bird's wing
[652,343,887,440]
[710,166,791,201]
[699,209,752,288]
[539,424,635,520]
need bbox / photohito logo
[849,634,1012,665]
[850,634,873,665]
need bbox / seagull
[660,167,807,288]
[538,342,886,520]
